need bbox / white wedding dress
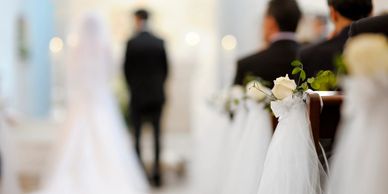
[32,14,148,194]
[257,95,326,194]
[327,75,388,194]
[223,99,272,194]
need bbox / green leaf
[322,75,329,83]
[291,60,303,67]
[292,67,302,75]
[311,82,321,90]
[300,70,306,81]
[243,74,257,86]
[301,82,308,91]
[308,69,338,91]
[329,75,337,86]
[334,55,348,75]
[307,77,315,84]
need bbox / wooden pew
[308,92,344,153]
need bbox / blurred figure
[123,9,168,187]
[311,15,328,42]
[299,0,373,77]
[32,13,149,194]
[298,15,328,46]
[233,0,302,87]
[350,14,388,37]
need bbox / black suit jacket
[234,39,300,87]
[299,26,350,78]
[350,15,388,37]
[124,32,168,109]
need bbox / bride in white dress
[33,13,149,194]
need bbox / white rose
[271,74,297,100]
[246,80,270,101]
[344,34,388,76]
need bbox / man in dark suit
[123,9,168,187]
[299,0,373,78]
[234,0,302,87]
[350,14,388,37]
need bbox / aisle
[3,120,195,194]
[143,131,194,194]
[151,173,191,194]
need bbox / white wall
[0,0,54,118]
[23,0,54,118]
[0,0,18,107]
[373,0,388,14]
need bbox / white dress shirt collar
[270,32,297,43]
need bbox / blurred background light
[49,37,64,53]
[185,32,201,46]
[221,35,237,50]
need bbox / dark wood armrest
[308,92,344,153]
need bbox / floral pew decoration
[222,80,273,194]
[254,62,330,194]
[327,34,388,194]
[194,86,247,194]
[205,84,257,194]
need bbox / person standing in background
[123,9,168,187]
[233,0,302,87]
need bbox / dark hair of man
[328,0,373,21]
[266,0,302,32]
[134,9,149,21]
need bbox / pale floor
[143,128,194,194]
[1,120,195,194]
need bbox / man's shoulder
[128,32,165,48]
[140,32,164,42]
[300,41,323,59]
[238,43,292,66]
[237,51,267,68]
[239,51,261,63]
[151,34,164,43]
[127,36,138,46]
[300,36,345,59]
[255,41,298,60]
[299,33,348,76]
[351,15,388,37]
[302,38,337,52]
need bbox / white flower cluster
[245,74,297,101]
[344,34,388,76]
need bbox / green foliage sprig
[291,60,308,92]
[334,55,348,76]
[291,60,338,91]
[307,70,337,91]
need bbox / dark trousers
[130,104,162,177]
